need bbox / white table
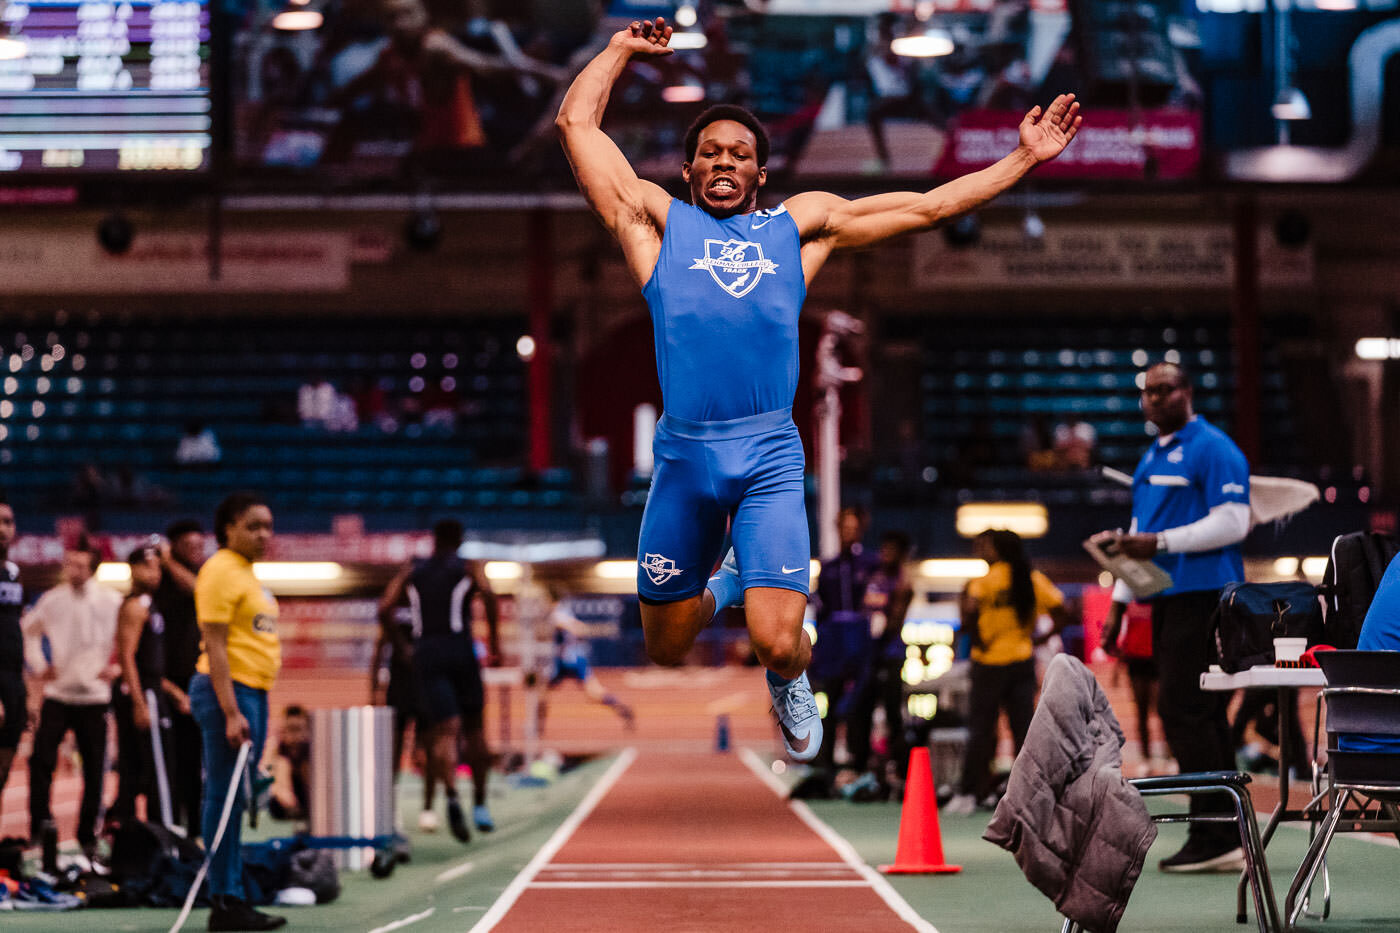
[1201,666,1326,690]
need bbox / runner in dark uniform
[379,520,499,842]
[0,498,25,817]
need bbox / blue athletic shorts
[550,656,590,685]
[636,407,811,602]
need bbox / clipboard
[1083,536,1174,599]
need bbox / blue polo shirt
[1342,553,1400,752]
[1131,416,1249,597]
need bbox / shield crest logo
[641,553,684,587]
[689,238,779,299]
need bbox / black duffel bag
[1210,581,1323,673]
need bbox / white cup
[1274,637,1308,663]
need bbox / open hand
[610,17,673,58]
[1020,93,1082,164]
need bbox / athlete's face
[0,504,13,553]
[683,120,766,218]
[225,505,274,563]
[172,530,205,569]
[1141,363,1192,435]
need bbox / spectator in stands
[175,421,222,466]
[790,507,877,800]
[111,465,172,509]
[864,13,940,171]
[0,497,24,825]
[1093,360,1251,873]
[846,529,915,800]
[422,377,460,432]
[1053,416,1096,470]
[946,529,1072,815]
[269,705,311,822]
[1021,414,1057,471]
[22,535,122,864]
[155,520,206,839]
[190,492,286,931]
[298,372,338,429]
[110,543,182,832]
[70,462,111,528]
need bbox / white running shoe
[942,793,977,816]
[768,671,821,762]
[417,809,439,833]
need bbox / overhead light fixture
[484,561,523,581]
[918,558,989,580]
[674,3,698,27]
[272,8,323,30]
[1271,86,1311,121]
[667,31,707,51]
[890,27,953,58]
[955,502,1049,538]
[595,560,637,579]
[1314,0,1356,9]
[252,562,342,582]
[661,81,705,103]
[1355,338,1400,360]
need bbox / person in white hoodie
[22,536,122,859]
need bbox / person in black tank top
[379,519,499,842]
[0,498,25,814]
[153,519,204,839]
[110,544,177,829]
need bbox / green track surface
[811,792,1400,932]
[12,753,1399,932]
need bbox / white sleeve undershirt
[1110,502,1252,604]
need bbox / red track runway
[474,748,937,933]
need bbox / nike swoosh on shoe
[779,720,811,754]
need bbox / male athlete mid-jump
[557,18,1080,760]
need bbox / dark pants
[29,698,109,846]
[167,708,204,839]
[110,688,171,827]
[848,656,910,779]
[960,659,1037,797]
[1154,589,1237,841]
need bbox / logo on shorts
[689,238,779,299]
[640,553,684,587]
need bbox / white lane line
[368,907,435,933]
[739,748,941,933]
[435,859,476,884]
[543,862,852,869]
[529,880,871,889]
[468,747,639,933]
[537,869,860,880]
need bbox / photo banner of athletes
[231,0,1390,186]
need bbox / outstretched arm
[789,94,1082,256]
[555,18,675,286]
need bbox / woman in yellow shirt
[946,529,1074,816]
[188,492,286,932]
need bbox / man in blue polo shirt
[1097,361,1251,873]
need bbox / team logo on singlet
[640,553,684,587]
[689,238,779,299]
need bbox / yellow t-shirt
[195,548,281,691]
[967,562,1064,666]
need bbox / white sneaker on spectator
[417,809,439,833]
[943,793,977,816]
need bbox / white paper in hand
[1083,537,1174,599]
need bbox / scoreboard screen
[0,0,210,174]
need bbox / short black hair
[69,533,101,571]
[214,491,267,547]
[433,518,464,555]
[684,105,770,167]
[285,704,307,719]
[165,518,204,541]
[1147,360,1193,390]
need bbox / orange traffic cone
[879,746,961,874]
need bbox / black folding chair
[1060,771,1280,933]
[1285,649,1400,930]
